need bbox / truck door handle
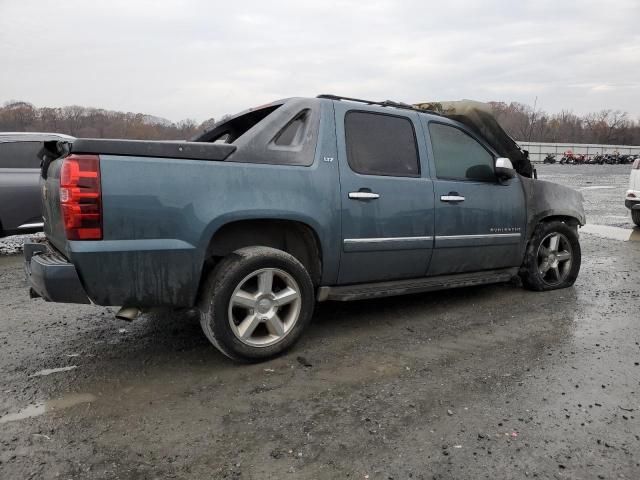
[349,191,380,200]
[440,193,465,202]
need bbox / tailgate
[40,141,71,255]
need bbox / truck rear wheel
[198,246,315,362]
[520,221,581,291]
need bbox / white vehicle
[626,158,640,227]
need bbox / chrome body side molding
[343,236,434,252]
[17,222,45,230]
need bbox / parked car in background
[0,132,74,237]
[627,158,640,226]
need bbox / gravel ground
[0,232,44,256]
[0,164,639,479]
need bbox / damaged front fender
[521,177,586,238]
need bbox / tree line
[1,99,639,146]
[488,101,639,145]
[0,101,215,140]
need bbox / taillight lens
[59,154,102,240]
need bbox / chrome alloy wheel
[228,268,302,347]
[536,232,573,286]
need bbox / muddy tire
[198,246,315,362]
[520,221,581,291]
[632,210,640,227]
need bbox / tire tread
[197,247,314,362]
[519,221,581,292]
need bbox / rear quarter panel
[70,101,340,307]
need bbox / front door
[422,120,526,276]
[334,104,435,284]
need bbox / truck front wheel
[520,221,581,291]
[198,246,315,361]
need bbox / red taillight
[59,154,102,240]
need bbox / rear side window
[345,111,420,177]
[429,123,495,182]
[0,141,42,168]
[273,110,309,147]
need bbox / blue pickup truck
[25,95,585,361]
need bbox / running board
[317,268,519,302]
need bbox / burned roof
[413,100,534,178]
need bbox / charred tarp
[414,100,534,178]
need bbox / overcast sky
[1,0,639,122]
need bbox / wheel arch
[536,214,581,229]
[526,212,583,240]
[199,218,323,289]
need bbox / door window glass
[345,111,419,177]
[429,123,495,182]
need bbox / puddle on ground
[30,365,78,377]
[0,393,96,424]
[581,224,640,241]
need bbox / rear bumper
[24,242,90,304]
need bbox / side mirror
[495,157,516,180]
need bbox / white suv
[627,158,640,227]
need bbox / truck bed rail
[71,138,236,161]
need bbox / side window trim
[344,109,421,178]
[427,120,497,183]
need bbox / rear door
[422,119,526,275]
[334,103,435,284]
[0,141,43,233]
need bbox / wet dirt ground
[1,164,639,479]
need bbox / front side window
[345,111,419,177]
[429,123,495,182]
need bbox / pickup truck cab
[25,95,585,361]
